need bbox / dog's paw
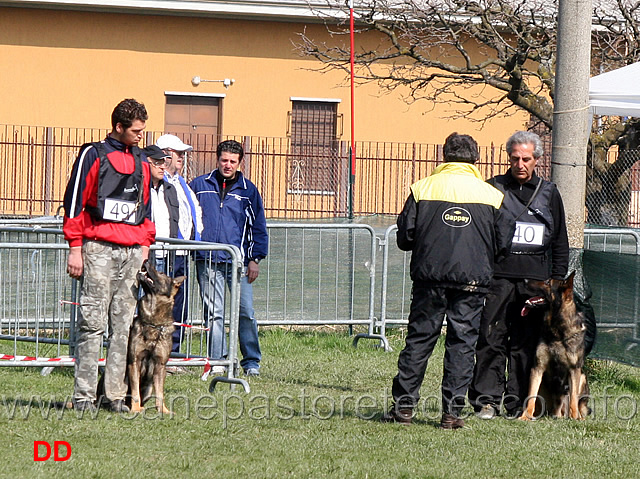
[159,404,173,415]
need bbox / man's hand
[67,246,83,279]
[141,245,149,262]
[247,260,260,284]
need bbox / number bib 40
[103,198,137,224]
[513,221,545,246]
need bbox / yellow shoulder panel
[411,166,503,209]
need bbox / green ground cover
[2,328,640,478]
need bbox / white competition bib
[512,221,545,246]
[103,198,137,224]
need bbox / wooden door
[165,95,222,178]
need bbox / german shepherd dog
[519,272,590,420]
[128,260,185,414]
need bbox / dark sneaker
[73,400,97,413]
[504,408,523,419]
[440,413,465,430]
[381,407,413,425]
[476,404,498,420]
[104,399,130,413]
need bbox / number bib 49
[513,221,544,246]
[103,198,137,224]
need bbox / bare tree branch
[296,0,640,225]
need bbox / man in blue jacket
[190,140,268,377]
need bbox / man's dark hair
[217,139,244,161]
[111,98,148,130]
[443,132,479,164]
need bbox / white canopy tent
[589,62,640,116]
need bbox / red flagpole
[349,0,355,218]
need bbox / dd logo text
[33,441,71,462]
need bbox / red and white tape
[59,300,79,306]
[0,354,92,363]
[1,354,211,365]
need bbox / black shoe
[440,413,465,430]
[381,406,413,425]
[504,408,523,419]
[73,400,97,412]
[103,399,130,413]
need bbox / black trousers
[392,284,485,416]
[468,277,543,414]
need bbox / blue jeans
[153,255,168,275]
[196,260,261,371]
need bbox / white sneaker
[476,404,498,420]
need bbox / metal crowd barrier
[259,223,386,349]
[582,228,640,352]
[0,226,248,392]
[0,222,386,387]
[5,221,638,373]
[583,228,640,255]
[374,225,640,349]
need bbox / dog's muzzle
[138,268,153,286]
[521,296,547,316]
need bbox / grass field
[3,327,640,478]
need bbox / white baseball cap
[155,134,193,152]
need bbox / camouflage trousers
[74,240,142,404]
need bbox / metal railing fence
[0,124,513,219]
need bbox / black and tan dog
[128,260,185,414]
[519,272,590,420]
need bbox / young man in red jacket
[63,99,156,413]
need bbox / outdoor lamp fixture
[191,76,235,88]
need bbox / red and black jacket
[63,135,155,248]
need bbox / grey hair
[505,131,543,158]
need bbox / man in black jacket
[144,145,180,275]
[382,133,513,429]
[468,130,570,419]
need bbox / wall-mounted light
[191,76,235,88]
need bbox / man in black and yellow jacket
[382,132,513,429]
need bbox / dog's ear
[171,276,186,297]
[565,271,576,286]
[562,271,576,299]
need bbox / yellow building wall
[0,6,528,147]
